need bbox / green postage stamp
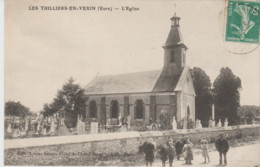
[226,0,260,43]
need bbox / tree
[213,67,242,125]
[5,101,32,117]
[238,105,260,124]
[191,67,212,127]
[42,77,85,117]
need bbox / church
[84,14,196,129]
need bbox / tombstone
[183,118,187,129]
[198,120,202,129]
[25,119,29,132]
[12,128,20,138]
[126,115,131,129]
[217,119,222,128]
[49,116,56,135]
[7,121,12,134]
[42,126,47,136]
[211,120,216,127]
[196,119,202,129]
[172,116,177,131]
[107,118,111,126]
[208,118,212,128]
[195,119,199,128]
[118,113,122,126]
[57,118,71,136]
[77,115,86,135]
[90,122,99,134]
[120,125,128,132]
[224,118,228,127]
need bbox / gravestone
[126,115,131,129]
[91,122,99,134]
[120,125,128,132]
[211,120,216,127]
[208,118,212,128]
[57,118,71,136]
[172,116,177,131]
[224,118,228,127]
[49,117,56,135]
[183,118,187,129]
[7,122,12,134]
[106,118,111,126]
[217,119,222,128]
[118,113,122,126]
[25,119,29,132]
[196,119,202,129]
[77,117,86,135]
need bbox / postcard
[3,0,260,166]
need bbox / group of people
[139,134,229,166]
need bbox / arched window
[183,53,186,64]
[170,50,175,63]
[135,99,145,119]
[110,100,119,119]
[187,105,190,120]
[89,101,97,118]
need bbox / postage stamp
[225,0,260,43]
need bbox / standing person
[215,134,229,165]
[175,138,183,160]
[167,139,176,167]
[159,142,168,167]
[182,139,193,164]
[201,138,210,163]
[139,138,156,167]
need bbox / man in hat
[139,138,156,167]
[215,133,229,165]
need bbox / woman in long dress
[182,138,193,164]
[201,138,210,163]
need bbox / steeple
[163,13,187,49]
[171,13,180,26]
[162,13,188,76]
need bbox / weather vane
[174,3,176,16]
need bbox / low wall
[5,125,260,156]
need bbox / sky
[4,0,260,112]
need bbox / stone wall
[5,125,260,156]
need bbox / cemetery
[4,123,260,166]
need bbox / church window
[110,100,119,119]
[89,100,97,118]
[135,99,145,119]
[187,105,190,120]
[170,50,175,63]
[183,53,186,64]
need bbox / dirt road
[141,141,260,167]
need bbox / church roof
[164,26,187,48]
[163,15,187,49]
[84,69,183,95]
[85,70,161,95]
[174,66,196,95]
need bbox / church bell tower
[162,14,188,76]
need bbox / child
[167,139,176,167]
[183,139,193,164]
[201,138,210,163]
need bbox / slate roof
[85,70,162,95]
[163,24,187,49]
[84,67,190,95]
